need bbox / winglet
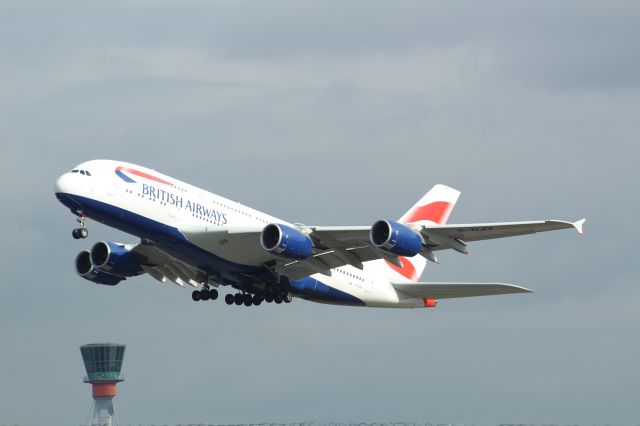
[573,218,586,236]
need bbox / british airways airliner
[55,160,585,308]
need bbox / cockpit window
[71,169,92,176]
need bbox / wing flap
[132,243,207,287]
[391,282,532,299]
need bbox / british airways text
[142,183,228,224]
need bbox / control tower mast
[80,343,126,426]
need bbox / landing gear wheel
[234,293,243,305]
[274,296,283,304]
[191,291,201,302]
[200,290,210,301]
[284,293,292,303]
[243,294,253,306]
[79,228,88,239]
[252,295,263,306]
[209,289,218,300]
[72,229,81,239]
[225,294,234,305]
[264,295,273,303]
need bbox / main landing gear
[191,281,293,307]
[223,290,292,307]
[191,285,219,302]
[224,292,265,307]
[72,214,89,239]
[263,284,292,304]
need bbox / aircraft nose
[55,173,72,194]
[55,173,83,210]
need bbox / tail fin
[383,185,461,282]
[399,184,461,225]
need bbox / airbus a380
[54,160,585,308]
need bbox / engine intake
[90,241,142,277]
[75,251,124,286]
[260,224,314,260]
[370,220,423,257]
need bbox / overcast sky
[1,1,639,425]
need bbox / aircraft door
[168,203,179,221]
[366,278,373,293]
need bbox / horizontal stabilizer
[391,282,532,299]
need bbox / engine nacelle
[90,241,143,278]
[260,223,314,260]
[370,220,423,257]
[75,251,124,286]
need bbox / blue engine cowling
[90,241,143,278]
[260,223,314,260]
[75,251,124,286]
[370,220,423,257]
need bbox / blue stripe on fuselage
[115,169,136,183]
[55,192,365,306]
[288,277,365,306]
[56,192,260,275]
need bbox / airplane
[54,160,585,309]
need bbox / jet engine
[75,251,124,286]
[370,220,423,257]
[90,241,143,278]
[260,223,314,260]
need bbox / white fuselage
[55,160,425,308]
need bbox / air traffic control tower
[80,343,126,426]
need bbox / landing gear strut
[72,214,89,239]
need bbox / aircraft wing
[422,219,585,251]
[289,219,585,275]
[391,281,532,299]
[131,243,208,287]
[180,225,389,280]
[179,218,584,281]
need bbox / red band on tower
[92,383,117,397]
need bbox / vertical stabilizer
[399,184,461,225]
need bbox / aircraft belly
[184,232,273,266]
[62,193,262,275]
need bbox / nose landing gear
[72,214,89,239]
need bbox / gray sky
[1,1,639,425]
